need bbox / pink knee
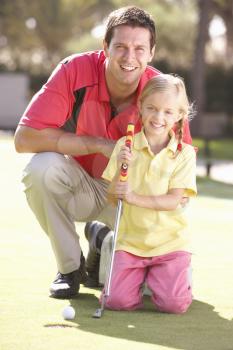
[153,295,192,314]
[103,291,143,311]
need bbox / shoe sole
[49,290,79,299]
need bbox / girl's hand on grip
[117,145,132,169]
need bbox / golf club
[92,123,135,318]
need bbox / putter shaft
[92,200,122,319]
[92,123,135,319]
[92,308,103,318]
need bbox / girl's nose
[153,110,163,120]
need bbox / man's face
[103,25,155,90]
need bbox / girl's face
[140,89,182,139]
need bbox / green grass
[193,138,233,160]
[197,176,233,199]
[1,137,233,350]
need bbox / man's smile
[120,64,138,71]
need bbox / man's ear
[148,45,156,63]
[103,40,109,57]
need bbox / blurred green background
[1,0,233,182]
[1,0,233,142]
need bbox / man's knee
[23,152,67,191]
[23,152,62,180]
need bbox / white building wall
[0,73,29,129]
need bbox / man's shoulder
[60,50,105,70]
[144,65,161,78]
[138,65,161,90]
[58,50,105,85]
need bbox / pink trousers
[103,250,192,314]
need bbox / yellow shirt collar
[134,129,179,155]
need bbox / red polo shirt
[20,50,192,178]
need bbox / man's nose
[123,47,136,60]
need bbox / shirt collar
[134,129,179,156]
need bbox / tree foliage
[190,0,213,136]
[1,0,232,135]
[0,0,198,72]
[0,0,232,73]
[212,0,233,64]
[0,0,115,72]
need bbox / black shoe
[50,252,87,299]
[84,221,110,288]
[50,270,80,298]
[78,251,88,284]
[85,252,101,288]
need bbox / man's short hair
[104,6,156,51]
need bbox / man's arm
[14,125,115,158]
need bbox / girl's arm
[105,144,186,210]
[125,188,185,211]
[111,181,185,211]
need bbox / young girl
[101,74,197,314]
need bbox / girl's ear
[138,100,142,115]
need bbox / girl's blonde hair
[139,74,194,148]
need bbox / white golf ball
[62,306,75,320]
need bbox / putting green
[0,136,233,350]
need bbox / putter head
[92,308,103,319]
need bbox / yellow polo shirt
[102,129,197,257]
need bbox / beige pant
[22,152,116,274]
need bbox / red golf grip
[119,123,134,182]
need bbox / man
[14,6,192,299]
